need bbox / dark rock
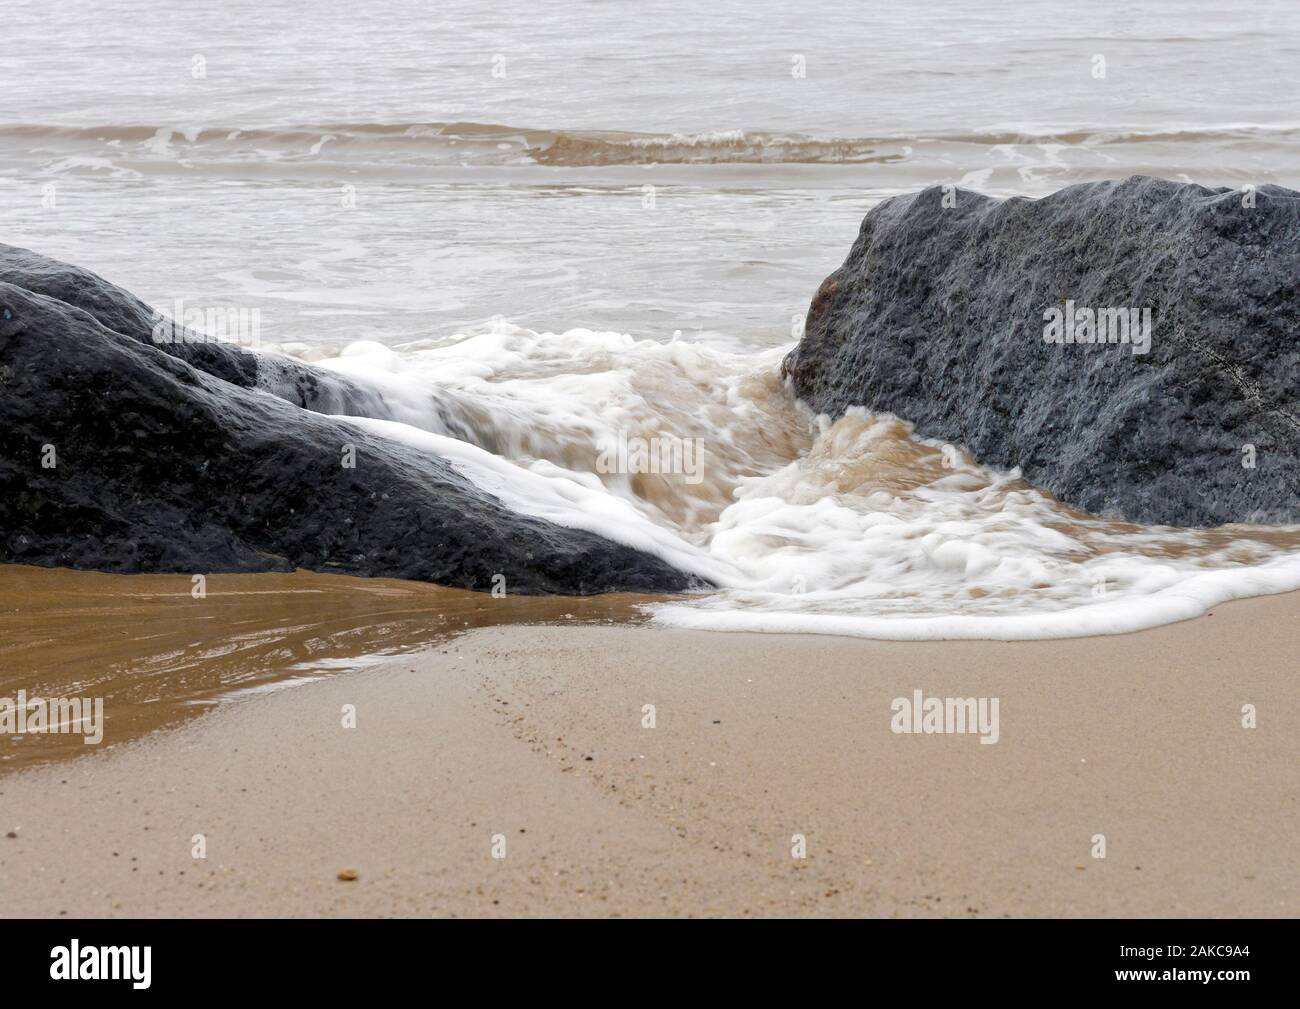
[0,246,703,594]
[783,176,1300,527]
[0,242,454,426]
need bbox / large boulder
[783,176,1300,527]
[0,246,702,594]
[0,242,458,428]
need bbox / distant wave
[5,120,1300,169]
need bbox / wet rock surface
[0,245,702,594]
[783,177,1300,526]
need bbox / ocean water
[3,0,1300,638]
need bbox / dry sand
[1,588,1296,918]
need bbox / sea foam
[274,324,1300,640]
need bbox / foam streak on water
[269,326,1300,641]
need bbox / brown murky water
[0,564,655,773]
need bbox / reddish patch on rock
[806,273,840,330]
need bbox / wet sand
[0,565,655,771]
[0,578,1295,918]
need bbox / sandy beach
[2,587,1294,918]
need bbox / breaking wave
[12,120,1300,174]
[260,324,1300,641]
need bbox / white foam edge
[338,415,738,587]
[648,555,1300,640]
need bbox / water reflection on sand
[0,565,657,772]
